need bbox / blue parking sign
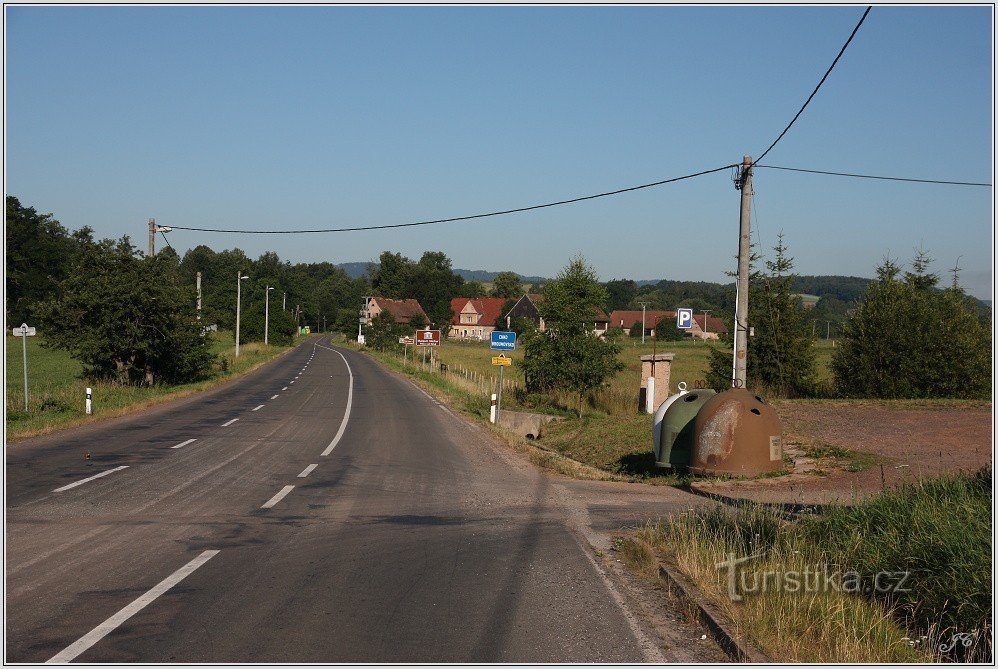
[676,308,694,330]
[491,331,516,351]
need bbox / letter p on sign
[677,308,694,330]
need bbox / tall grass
[640,469,992,662]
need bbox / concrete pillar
[640,353,675,414]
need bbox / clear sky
[5,5,994,298]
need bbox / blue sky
[5,5,993,298]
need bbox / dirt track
[694,401,993,505]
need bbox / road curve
[6,337,650,662]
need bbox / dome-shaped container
[691,389,784,476]
[656,388,716,468]
[652,383,688,463]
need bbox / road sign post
[12,323,36,412]
[490,353,512,421]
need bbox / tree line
[7,195,991,398]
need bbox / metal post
[265,285,271,346]
[21,330,28,412]
[236,271,247,357]
[638,302,649,344]
[148,218,156,257]
[733,155,752,389]
[196,272,202,320]
[702,310,711,342]
[497,363,504,419]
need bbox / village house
[503,294,546,331]
[608,309,729,340]
[365,297,429,326]
[688,313,728,340]
[504,294,610,337]
[449,297,509,340]
[609,309,675,337]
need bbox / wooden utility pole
[148,218,156,257]
[732,156,752,389]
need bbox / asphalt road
[6,336,654,662]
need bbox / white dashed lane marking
[53,466,129,493]
[261,485,295,509]
[171,438,197,449]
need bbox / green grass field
[5,331,293,441]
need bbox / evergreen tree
[707,235,817,396]
[832,252,990,398]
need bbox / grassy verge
[5,331,296,441]
[635,469,992,662]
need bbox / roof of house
[693,314,729,334]
[450,297,509,327]
[608,310,675,330]
[371,297,428,324]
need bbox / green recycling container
[657,389,716,468]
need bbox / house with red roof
[609,310,675,337]
[449,297,509,340]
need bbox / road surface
[6,336,671,662]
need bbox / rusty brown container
[690,389,784,476]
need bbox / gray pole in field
[638,302,649,344]
[265,285,273,345]
[733,155,753,389]
[21,329,29,412]
[236,271,248,357]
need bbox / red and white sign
[415,329,441,346]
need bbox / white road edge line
[222,418,239,427]
[261,484,295,509]
[46,549,220,664]
[53,466,129,493]
[270,394,279,400]
[252,405,264,411]
[297,463,318,478]
[319,345,354,457]
[171,438,197,450]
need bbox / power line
[159,230,175,251]
[755,6,872,165]
[755,164,991,187]
[167,163,738,234]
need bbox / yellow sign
[491,355,512,366]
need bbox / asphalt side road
[6,336,715,663]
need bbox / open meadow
[5,331,293,440]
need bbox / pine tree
[706,234,817,396]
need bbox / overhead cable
[166,163,738,234]
[755,6,872,165]
[756,164,991,187]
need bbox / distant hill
[337,262,547,284]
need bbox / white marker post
[490,393,497,423]
[12,323,36,412]
[86,388,93,415]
